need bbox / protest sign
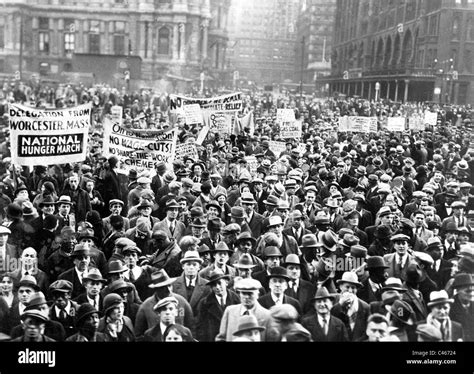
[409,115,425,131]
[339,116,377,133]
[183,104,203,125]
[102,118,177,173]
[424,111,438,127]
[175,143,199,161]
[268,141,288,159]
[387,117,406,132]
[196,125,210,145]
[245,156,259,177]
[170,92,242,112]
[208,111,233,134]
[9,103,92,166]
[111,106,123,125]
[276,109,296,123]
[280,120,302,138]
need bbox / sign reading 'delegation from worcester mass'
[9,103,92,166]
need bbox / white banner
[208,111,233,134]
[409,115,425,131]
[102,118,177,173]
[268,141,288,159]
[338,116,377,133]
[245,156,259,177]
[276,109,296,123]
[387,117,406,132]
[111,106,123,126]
[9,103,92,166]
[170,92,243,112]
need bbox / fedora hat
[180,251,203,265]
[148,269,177,289]
[107,260,128,275]
[207,217,223,232]
[83,268,107,283]
[340,234,360,248]
[108,279,133,294]
[77,228,98,243]
[206,269,230,285]
[241,193,256,204]
[38,196,56,208]
[263,195,279,206]
[381,277,406,293]
[212,241,233,254]
[233,315,265,336]
[0,225,11,236]
[366,256,388,270]
[234,253,257,269]
[70,244,90,259]
[343,209,362,220]
[336,272,362,287]
[284,254,301,267]
[347,244,368,259]
[24,291,48,310]
[300,234,319,248]
[56,195,73,206]
[325,198,339,209]
[267,215,283,227]
[235,232,256,246]
[6,203,23,219]
[452,273,474,289]
[315,257,335,279]
[190,207,205,218]
[137,200,154,210]
[222,223,241,234]
[444,221,460,233]
[22,202,38,218]
[320,230,338,252]
[76,303,100,326]
[230,206,246,219]
[206,200,222,214]
[427,290,454,308]
[311,286,336,301]
[262,246,282,258]
[406,262,423,284]
[267,266,290,281]
[389,300,415,326]
[190,217,207,228]
[374,225,393,240]
[314,215,330,226]
[19,275,40,291]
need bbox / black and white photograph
[0,0,472,372]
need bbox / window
[114,35,125,55]
[39,17,49,30]
[89,21,100,54]
[64,33,75,54]
[452,17,460,39]
[39,32,50,54]
[158,27,170,55]
[0,25,4,49]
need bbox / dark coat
[9,319,66,342]
[143,323,193,342]
[73,293,104,313]
[331,298,370,341]
[302,313,349,342]
[61,187,92,223]
[57,267,86,299]
[257,293,302,316]
[357,278,382,304]
[195,290,240,342]
[172,274,211,314]
[248,212,264,239]
[7,267,50,296]
[402,286,428,322]
[103,168,121,210]
[48,300,80,338]
[450,295,474,342]
[284,278,315,315]
[283,227,312,247]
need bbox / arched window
[452,17,460,40]
[158,27,170,55]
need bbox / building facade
[228,0,300,87]
[295,0,335,94]
[0,0,231,89]
[325,0,474,105]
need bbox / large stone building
[324,0,474,104]
[295,0,336,94]
[0,0,231,89]
[228,0,300,87]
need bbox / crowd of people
[0,78,472,343]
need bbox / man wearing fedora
[302,287,349,342]
[199,242,236,283]
[215,278,271,342]
[9,291,66,341]
[48,279,80,337]
[257,266,301,315]
[402,262,429,322]
[107,279,141,324]
[425,237,452,289]
[383,234,415,281]
[153,199,186,243]
[122,245,155,301]
[209,173,227,201]
[442,222,461,260]
[66,303,107,342]
[30,195,56,240]
[232,314,266,342]
[283,254,315,314]
[283,210,311,247]
[192,182,213,214]
[57,244,92,298]
[449,273,474,341]
[357,256,389,304]
[128,176,152,210]
[134,269,194,338]
[130,199,159,231]
[54,195,76,233]
[0,225,18,275]
[252,246,283,292]
[230,232,264,271]
[421,290,463,341]
[102,156,121,212]
[172,251,210,314]
[102,199,130,237]
[76,228,108,276]
[229,206,251,235]
[195,269,240,341]
[331,271,370,341]
[11,308,55,342]
[369,277,407,317]
[61,173,91,224]
[240,192,264,238]
[387,299,417,341]
[74,267,107,312]
[148,230,182,278]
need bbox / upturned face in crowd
[286,265,301,281]
[110,203,122,216]
[445,231,458,243]
[305,191,316,205]
[457,285,474,304]
[315,297,332,316]
[58,203,71,216]
[191,226,205,238]
[124,251,138,268]
[393,240,408,255]
[42,203,55,215]
[83,313,100,331]
[207,206,220,219]
[158,303,178,326]
[85,181,95,193]
[431,303,451,322]
[253,182,263,192]
[213,251,229,267]
[238,289,258,309]
[85,280,103,298]
[69,176,79,190]
[380,214,394,226]
[16,189,29,200]
[0,276,13,294]
[414,213,425,227]
[211,279,228,297]
[268,223,283,237]
[18,286,34,305]
[183,260,200,278]
[433,172,443,183]
[21,248,37,268]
